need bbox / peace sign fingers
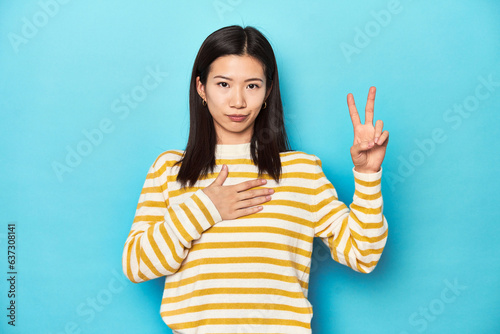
[347,93,361,128]
[347,86,377,128]
[365,86,376,125]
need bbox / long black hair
[174,25,292,189]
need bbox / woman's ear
[196,76,205,100]
[265,81,273,100]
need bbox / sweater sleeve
[122,154,223,283]
[311,155,388,274]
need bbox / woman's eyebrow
[213,75,263,83]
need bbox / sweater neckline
[215,142,252,158]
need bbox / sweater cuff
[352,166,383,182]
[165,188,223,247]
[352,167,382,201]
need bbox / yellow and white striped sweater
[122,142,388,333]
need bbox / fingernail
[374,137,379,144]
[261,179,266,184]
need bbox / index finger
[235,178,267,192]
[347,93,361,127]
[365,86,376,125]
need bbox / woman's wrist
[354,166,380,174]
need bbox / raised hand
[348,86,389,173]
[202,164,274,220]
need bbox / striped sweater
[122,142,388,333]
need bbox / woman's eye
[218,82,228,88]
[248,84,259,89]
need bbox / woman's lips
[228,115,248,122]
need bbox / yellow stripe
[354,190,382,200]
[356,259,367,273]
[282,157,317,167]
[179,202,203,234]
[350,228,388,243]
[306,183,335,196]
[164,271,308,290]
[333,217,349,248]
[315,203,348,232]
[147,224,177,273]
[177,256,308,275]
[136,200,166,209]
[344,238,353,269]
[126,228,142,241]
[161,302,312,317]
[167,170,322,185]
[133,215,164,223]
[214,155,316,167]
[167,207,191,243]
[140,185,162,194]
[162,287,306,304]
[349,212,385,229]
[168,187,199,197]
[139,240,164,277]
[158,222,184,265]
[137,269,149,282]
[239,212,313,228]
[145,150,183,179]
[191,241,311,258]
[134,236,141,271]
[357,258,379,268]
[209,225,313,243]
[354,177,381,187]
[168,316,311,330]
[313,196,343,213]
[350,240,384,257]
[266,199,311,211]
[148,150,317,183]
[350,203,382,215]
[166,183,330,198]
[351,240,379,273]
[168,151,183,158]
[328,237,339,262]
[132,230,155,283]
[125,240,136,282]
[280,151,306,156]
[192,194,217,226]
[314,182,337,197]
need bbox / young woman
[122,25,389,333]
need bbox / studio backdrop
[1,0,499,333]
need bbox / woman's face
[197,54,271,145]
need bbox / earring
[202,99,207,106]
[262,101,267,109]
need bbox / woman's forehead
[208,54,265,80]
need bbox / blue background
[1,0,499,333]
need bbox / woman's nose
[230,88,246,108]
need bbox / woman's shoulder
[280,150,321,166]
[150,149,184,170]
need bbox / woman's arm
[312,156,388,273]
[311,86,389,273]
[122,153,223,283]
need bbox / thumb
[212,164,228,186]
[350,140,374,156]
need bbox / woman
[122,25,389,333]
